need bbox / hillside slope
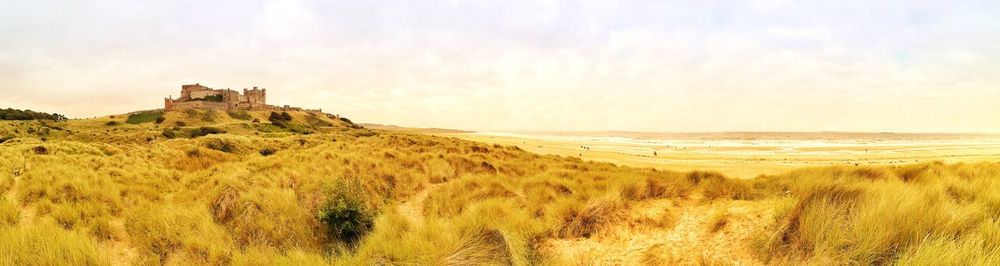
[0,111,998,265]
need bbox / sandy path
[7,161,35,224]
[542,199,774,265]
[105,218,139,266]
[397,183,439,227]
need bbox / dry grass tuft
[0,222,110,265]
[557,196,625,239]
[0,200,19,227]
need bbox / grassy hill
[0,110,998,265]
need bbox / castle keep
[164,83,322,112]
[164,83,267,110]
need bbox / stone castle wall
[164,83,318,112]
[165,83,269,111]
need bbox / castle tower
[242,87,266,109]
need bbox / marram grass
[0,111,998,265]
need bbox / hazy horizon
[2,0,999,133]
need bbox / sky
[1,0,999,133]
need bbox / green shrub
[189,127,226,138]
[105,121,119,126]
[204,139,237,153]
[155,116,166,124]
[0,108,67,121]
[268,112,283,122]
[318,181,374,244]
[162,129,177,139]
[126,111,164,124]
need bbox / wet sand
[443,132,1000,178]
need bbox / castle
[164,83,320,112]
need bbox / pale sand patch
[398,183,439,227]
[540,198,776,265]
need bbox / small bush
[105,121,119,126]
[268,112,290,128]
[204,139,237,153]
[32,146,48,155]
[175,121,187,127]
[259,148,277,156]
[281,112,293,121]
[155,116,166,124]
[268,112,283,121]
[189,127,226,138]
[318,181,374,244]
[162,129,177,139]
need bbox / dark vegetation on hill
[0,108,67,121]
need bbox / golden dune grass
[0,111,998,265]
